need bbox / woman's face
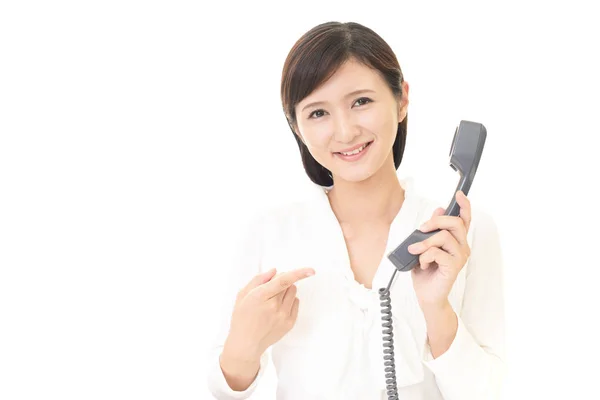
[294,58,409,185]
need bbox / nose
[333,111,359,144]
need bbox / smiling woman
[280,23,409,189]
[207,21,505,400]
[290,57,406,182]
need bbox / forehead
[301,59,385,102]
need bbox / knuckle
[279,278,291,289]
[267,300,278,312]
[440,231,452,244]
[248,289,261,301]
[244,289,255,301]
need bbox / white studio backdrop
[1,0,598,399]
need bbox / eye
[308,109,327,119]
[353,97,373,107]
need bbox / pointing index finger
[256,268,315,299]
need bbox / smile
[334,141,373,161]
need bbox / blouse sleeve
[422,209,507,400]
[206,212,271,399]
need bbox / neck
[326,154,405,225]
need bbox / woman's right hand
[219,267,315,390]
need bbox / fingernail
[305,270,315,277]
[420,223,427,230]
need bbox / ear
[397,81,410,121]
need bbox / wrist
[419,299,452,316]
[420,300,458,358]
[220,348,260,373]
[223,332,261,362]
[219,347,261,391]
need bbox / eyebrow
[301,89,376,112]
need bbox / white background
[1,0,598,399]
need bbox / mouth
[334,141,373,162]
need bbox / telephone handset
[378,120,487,400]
[387,120,487,272]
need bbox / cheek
[357,107,396,139]
[301,123,333,152]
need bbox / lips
[339,143,367,156]
[334,141,373,161]
[336,142,368,155]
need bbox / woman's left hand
[408,191,472,310]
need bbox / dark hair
[280,21,408,187]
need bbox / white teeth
[340,143,367,156]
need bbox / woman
[207,21,505,400]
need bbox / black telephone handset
[378,120,487,400]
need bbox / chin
[331,168,377,184]
[330,156,392,185]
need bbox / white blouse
[207,177,506,400]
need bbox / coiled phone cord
[378,268,399,400]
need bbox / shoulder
[468,206,502,256]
